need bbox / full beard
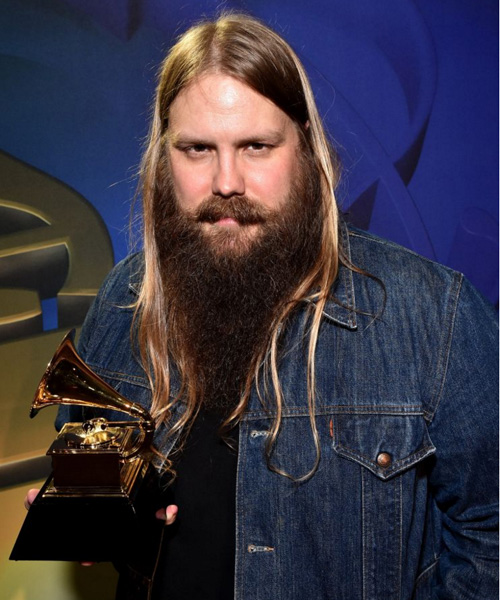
[154,151,322,416]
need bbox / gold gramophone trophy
[10,330,163,563]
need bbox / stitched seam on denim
[243,405,425,419]
[341,223,357,326]
[425,272,463,422]
[234,421,246,600]
[361,466,367,600]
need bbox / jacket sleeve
[427,275,498,598]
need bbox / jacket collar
[320,221,358,330]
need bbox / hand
[23,488,39,510]
[155,504,179,525]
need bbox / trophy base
[10,460,163,563]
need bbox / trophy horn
[30,329,155,459]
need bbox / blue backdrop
[1,0,498,320]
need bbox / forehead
[167,73,296,140]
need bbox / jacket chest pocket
[332,412,436,480]
[332,412,436,600]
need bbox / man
[29,13,498,599]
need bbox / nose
[212,152,245,197]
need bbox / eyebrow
[238,130,287,146]
[168,129,287,147]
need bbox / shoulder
[346,225,460,287]
[345,225,468,309]
[76,252,144,360]
[96,251,145,304]
[343,224,497,330]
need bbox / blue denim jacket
[56,225,499,599]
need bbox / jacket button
[377,452,392,468]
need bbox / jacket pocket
[332,411,436,480]
[332,411,436,599]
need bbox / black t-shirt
[151,409,238,599]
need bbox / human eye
[173,141,210,158]
[184,143,209,156]
[246,141,272,153]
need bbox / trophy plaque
[10,330,163,563]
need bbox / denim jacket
[56,224,499,600]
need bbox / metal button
[377,452,392,468]
[250,430,269,438]
[247,544,274,553]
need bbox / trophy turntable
[10,330,163,563]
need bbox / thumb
[156,504,178,526]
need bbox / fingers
[165,505,178,525]
[80,562,94,567]
[24,488,40,511]
[155,504,178,525]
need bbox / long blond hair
[137,13,343,480]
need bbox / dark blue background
[1,0,498,306]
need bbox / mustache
[194,196,268,225]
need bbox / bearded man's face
[165,72,305,255]
[154,73,322,414]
